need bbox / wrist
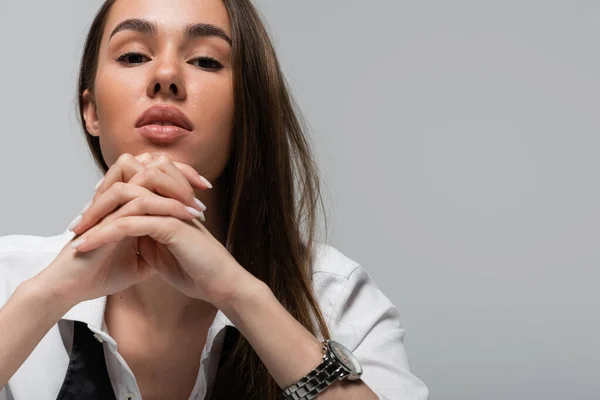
[21,271,79,314]
[216,272,271,315]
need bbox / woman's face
[82,0,234,182]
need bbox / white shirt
[0,223,429,400]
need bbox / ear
[82,88,100,137]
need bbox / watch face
[329,341,362,376]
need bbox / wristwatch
[281,339,363,399]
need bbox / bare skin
[80,0,235,397]
[105,293,218,399]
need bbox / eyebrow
[108,18,232,46]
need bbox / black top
[56,320,239,400]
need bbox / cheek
[93,71,146,166]
[96,69,144,118]
[186,79,235,180]
[189,77,234,128]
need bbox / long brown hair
[77,0,331,398]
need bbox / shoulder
[310,243,430,398]
[311,242,393,327]
[0,229,74,304]
[0,229,74,254]
[310,242,399,340]
[310,241,387,313]
[311,241,361,278]
[309,242,373,320]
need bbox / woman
[0,0,429,399]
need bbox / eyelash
[115,52,223,70]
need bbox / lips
[137,125,189,144]
[135,105,194,131]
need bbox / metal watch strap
[280,341,345,400]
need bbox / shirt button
[92,333,104,343]
[125,394,136,400]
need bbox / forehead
[104,0,231,40]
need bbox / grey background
[0,1,598,399]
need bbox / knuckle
[155,154,171,165]
[137,152,153,160]
[149,168,161,177]
[117,153,134,164]
[143,196,157,210]
[134,197,150,213]
[134,169,153,183]
[116,217,131,231]
[142,168,159,179]
[113,181,127,194]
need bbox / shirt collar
[61,295,236,349]
[60,287,237,400]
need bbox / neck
[106,180,228,332]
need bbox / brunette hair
[77,0,331,398]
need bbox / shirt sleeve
[326,265,430,400]
[0,249,14,400]
[0,385,14,400]
[0,245,27,400]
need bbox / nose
[147,55,187,100]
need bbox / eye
[190,56,223,71]
[115,52,223,71]
[116,52,148,65]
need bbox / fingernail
[185,206,203,218]
[71,237,86,249]
[80,201,92,214]
[199,211,206,222]
[198,175,213,189]
[194,198,207,211]
[68,215,82,232]
[94,177,105,191]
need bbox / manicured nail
[68,215,82,232]
[80,201,92,214]
[199,211,206,222]
[194,198,207,211]
[95,177,105,191]
[185,206,203,218]
[71,237,86,249]
[198,175,213,189]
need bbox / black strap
[56,321,117,400]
